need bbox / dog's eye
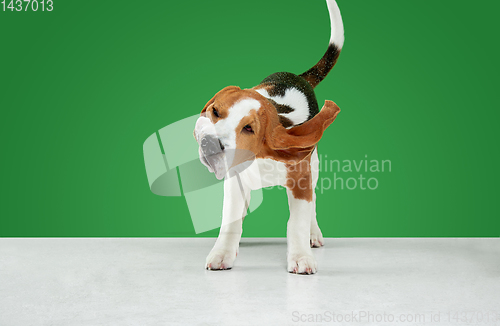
[212,108,219,118]
[243,125,253,133]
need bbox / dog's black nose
[218,139,225,151]
[200,135,224,156]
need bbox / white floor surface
[0,238,499,326]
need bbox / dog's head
[194,86,340,179]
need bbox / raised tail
[299,0,344,89]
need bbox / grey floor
[0,238,499,326]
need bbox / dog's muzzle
[195,117,227,180]
[200,135,224,157]
[194,116,255,180]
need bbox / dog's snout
[200,135,224,156]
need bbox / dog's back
[252,0,344,129]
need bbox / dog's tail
[299,0,344,89]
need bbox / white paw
[205,248,237,270]
[310,229,324,248]
[288,254,317,274]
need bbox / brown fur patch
[286,155,313,202]
[201,86,241,116]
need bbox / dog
[194,0,344,274]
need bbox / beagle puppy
[194,0,344,274]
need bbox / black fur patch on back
[278,115,294,128]
[258,72,319,121]
[267,99,294,114]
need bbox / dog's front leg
[205,174,249,270]
[286,179,317,274]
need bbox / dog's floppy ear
[201,86,241,116]
[263,100,340,163]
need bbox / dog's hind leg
[310,192,324,248]
[310,148,324,248]
[286,188,317,274]
[285,159,318,274]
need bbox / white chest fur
[232,148,319,191]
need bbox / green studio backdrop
[0,0,498,237]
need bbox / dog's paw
[288,254,317,274]
[205,249,237,271]
[310,229,324,248]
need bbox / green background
[1,0,498,237]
